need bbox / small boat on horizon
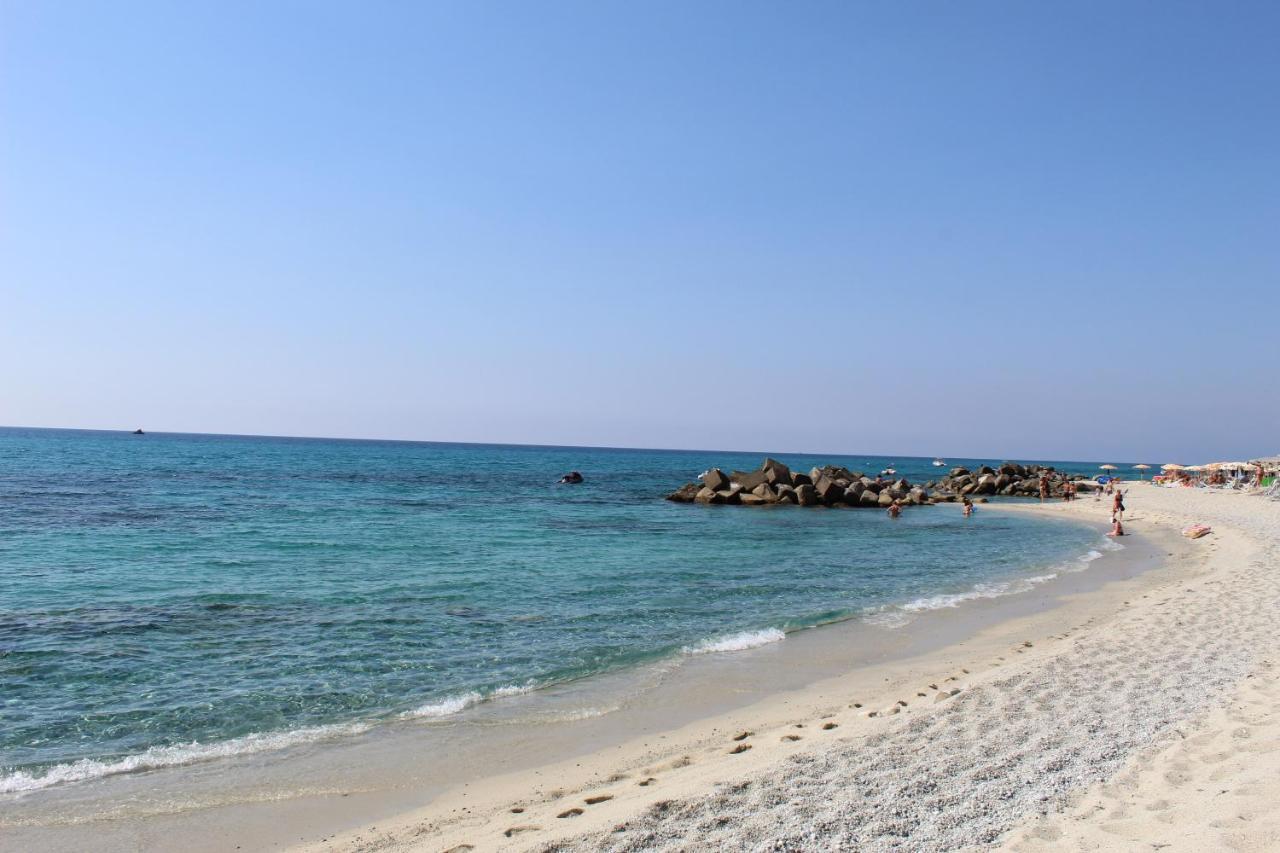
[880,467,896,477]
[132,428,145,435]
[932,458,946,467]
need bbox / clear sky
[2,1,1276,461]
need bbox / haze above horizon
[3,2,1277,461]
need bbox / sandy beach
[283,485,1280,852]
[5,484,1276,853]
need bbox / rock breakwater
[665,459,1091,508]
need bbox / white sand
[294,485,1280,853]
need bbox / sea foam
[0,721,372,795]
[682,628,786,655]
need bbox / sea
[0,427,1124,796]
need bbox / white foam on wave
[401,691,486,719]
[0,721,372,795]
[682,628,786,655]
[400,681,540,719]
[866,537,1123,630]
[901,581,1014,613]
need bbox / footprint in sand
[732,731,752,741]
[557,807,584,818]
[781,734,802,742]
[510,807,524,813]
[504,825,540,837]
[822,722,839,730]
[584,795,614,805]
[729,743,752,754]
[637,777,657,786]
[443,846,475,853]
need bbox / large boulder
[775,484,797,504]
[843,482,865,504]
[731,470,768,491]
[859,489,881,507]
[695,486,718,503]
[762,458,793,487]
[702,468,730,491]
[814,475,844,503]
[739,493,769,506]
[752,483,779,502]
[795,484,818,506]
[950,467,970,477]
[791,472,813,487]
[665,483,700,502]
[877,491,895,507]
[716,487,743,505]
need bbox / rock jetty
[665,459,1092,507]
[665,458,930,508]
[925,463,1093,501]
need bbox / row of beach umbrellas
[1097,463,1151,478]
[1095,459,1277,480]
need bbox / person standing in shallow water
[962,496,974,517]
[1039,474,1050,501]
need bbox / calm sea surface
[0,428,1117,793]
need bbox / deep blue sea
[0,428,1115,793]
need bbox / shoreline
[301,486,1275,851]
[2,492,1216,852]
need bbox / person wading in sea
[1039,474,1050,501]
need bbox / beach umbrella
[1133,463,1150,479]
[1161,464,1185,470]
[1099,464,1118,470]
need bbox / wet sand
[6,487,1247,852]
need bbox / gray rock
[702,468,729,491]
[731,470,768,491]
[665,483,700,502]
[752,483,779,502]
[795,484,818,506]
[814,476,844,503]
[762,458,793,487]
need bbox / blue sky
[2,1,1276,460]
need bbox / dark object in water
[132,429,145,435]
[558,471,584,484]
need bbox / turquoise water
[0,428,1108,793]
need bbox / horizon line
[0,423,1185,465]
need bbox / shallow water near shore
[0,427,1122,800]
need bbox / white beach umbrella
[1161,464,1185,471]
[1133,463,1151,479]
[1099,464,1118,470]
